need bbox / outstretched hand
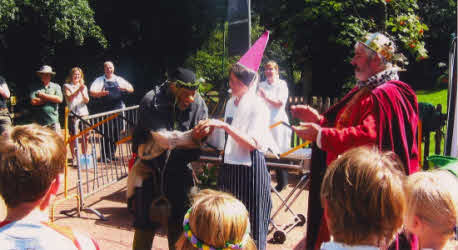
[292,122,320,142]
[192,120,213,141]
[290,105,322,124]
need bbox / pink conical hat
[238,31,270,72]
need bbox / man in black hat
[130,67,210,250]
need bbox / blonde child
[404,169,457,250]
[320,146,407,249]
[175,189,256,250]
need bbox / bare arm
[0,83,10,99]
[37,91,62,103]
[118,78,134,93]
[259,90,283,108]
[31,97,45,106]
[198,119,257,151]
[65,84,89,103]
[89,89,109,98]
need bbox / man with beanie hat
[129,67,209,250]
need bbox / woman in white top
[197,63,279,250]
[258,60,292,191]
[63,67,90,165]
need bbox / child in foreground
[0,124,99,250]
[320,146,407,249]
[175,189,256,250]
[404,169,457,250]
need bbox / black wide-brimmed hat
[169,67,200,90]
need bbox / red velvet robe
[306,80,419,250]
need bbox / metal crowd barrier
[68,105,139,220]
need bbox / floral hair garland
[182,208,251,250]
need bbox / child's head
[176,189,256,250]
[404,169,457,243]
[321,146,406,246]
[0,124,66,208]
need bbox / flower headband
[182,208,251,250]
[358,32,408,66]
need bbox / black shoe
[275,184,285,192]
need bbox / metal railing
[53,105,139,220]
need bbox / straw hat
[36,65,56,75]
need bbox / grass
[415,87,448,168]
[416,88,448,111]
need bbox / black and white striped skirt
[218,150,272,250]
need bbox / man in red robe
[292,32,419,250]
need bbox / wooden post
[424,131,430,170]
[434,104,443,155]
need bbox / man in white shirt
[90,61,134,162]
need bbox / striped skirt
[218,150,272,250]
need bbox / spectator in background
[0,124,99,250]
[258,60,292,192]
[64,67,90,166]
[0,74,11,134]
[175,189,256,250]
[30,65,63,133]
[320,146,407,250]
[404,169,458,250]
[89,61,134,162]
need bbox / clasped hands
[290,105,323,142]
[191,119,227,142]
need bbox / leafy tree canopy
[0,0,106,47]
[256,0,431,96]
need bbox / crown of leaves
[175,79,200,90]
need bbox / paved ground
[0,144,309,249]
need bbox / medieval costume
[302,32,420,250]
[129,68,208,250]
[208,31,279,250]
[307,68,419,249]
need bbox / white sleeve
[89,77,103,92]
[245,101,272,151]
[116,76,133,89]
[277,80,289,104]
[316,127,323,149]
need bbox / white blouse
[64,83,89,116]
[258,79,292,152]
[224,87,279,166]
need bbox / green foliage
[386,14,428,61]
[257,0,430,95]
[195,163,219,189]
[185,23,237,91]
[416,88,448,160]
[185,15,293,113]
[0,0,106,48]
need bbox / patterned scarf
[357,68,399,88]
